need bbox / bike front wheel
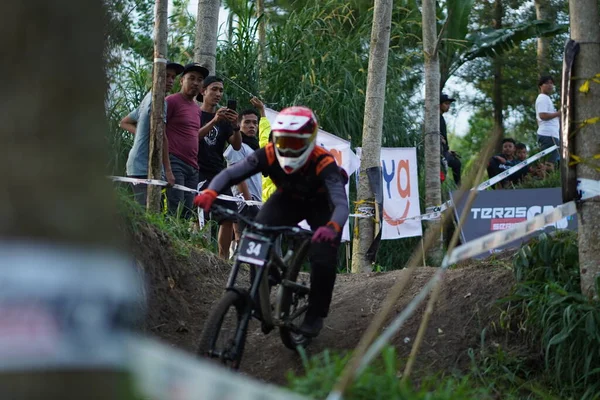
[277,238,312,350]
[197,290,249,369]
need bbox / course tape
[109,176,262,206]
[126,334,308,400]
[343,196,582,390]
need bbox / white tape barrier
[109,176,262,206]
[578,178,600,201]
[476,145,558,190]
[127,335,308,400]
[327,194,588,400]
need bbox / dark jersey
[208,144,349,229]
[198,110,234,177]
[440,114,449,153]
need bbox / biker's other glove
[193,189,218,212]
[311,221,340,244]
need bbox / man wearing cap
[164,62,209,218]
[439,93,462,185]
[120,61,184,207]
[198,76,242,259]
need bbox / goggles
[274,134,311,157]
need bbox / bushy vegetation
[116,188,218,257]
[287,346,546,399]
[288,232,599,399]
[502,231,600,399]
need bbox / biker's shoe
[299,314,324,337]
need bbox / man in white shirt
[535,76,561,164]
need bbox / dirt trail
[128,221,515,385]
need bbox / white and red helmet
[272,106,318,174]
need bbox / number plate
[237,235,271,266]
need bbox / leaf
[580,79,591,93]
[463,20,568,62]
[582,116,600,126]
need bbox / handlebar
[208,203,313,238]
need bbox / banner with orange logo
[380,148,423,239]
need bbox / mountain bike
[196,203,313,369]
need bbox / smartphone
[226,99,237,111]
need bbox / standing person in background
[439,93,462,185]
[164,62,209,218]
[224,108,263,256]
[253,97,276,201]
[119,61,184,206]
[535,76,561,164]
[198,76,242,259]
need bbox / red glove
[193,189,218,212]
[311,222,341,244]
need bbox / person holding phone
[198,76,242,259]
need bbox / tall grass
[288,346,531,399]
[502,232,600,399]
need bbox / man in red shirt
[165,63,208,218]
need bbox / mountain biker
[193,106,349,337]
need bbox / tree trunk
[257,0,267,86]
[421,0,442,260]
[147,0,169,212]
[0,0,136,398]
[535,0,552,75]
[569,0,600,298]
[194,0,222,76]
[351,0,393,273]
[492,0,504,146]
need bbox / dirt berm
[128,221,516,385]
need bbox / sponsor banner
[355,148,423,239]
[380,148,423,239]
[453,188,577,254]
[446,200,578,265]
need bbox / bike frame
[206,204,312,363]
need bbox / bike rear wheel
[197,290,249,369]
[277,238,312,350]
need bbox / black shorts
[198,173,237,224]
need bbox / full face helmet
[272,106,318,174]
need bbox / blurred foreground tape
[127,335,309,400]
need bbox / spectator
[510,142,530,184]
[119,61,184,207]
[164,62,209,219]
[535,76,560,164]
[224,108,262,255]
[198,76,242,259]
[255,97,276,201]
[439,93,462,185]
[487,138,518,189]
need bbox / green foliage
[463,20,567,61]
[512,168,561,189]
[116,188,216,258]
[503,232,600,399]
[288,347,532,399]
[439,0,476,88]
